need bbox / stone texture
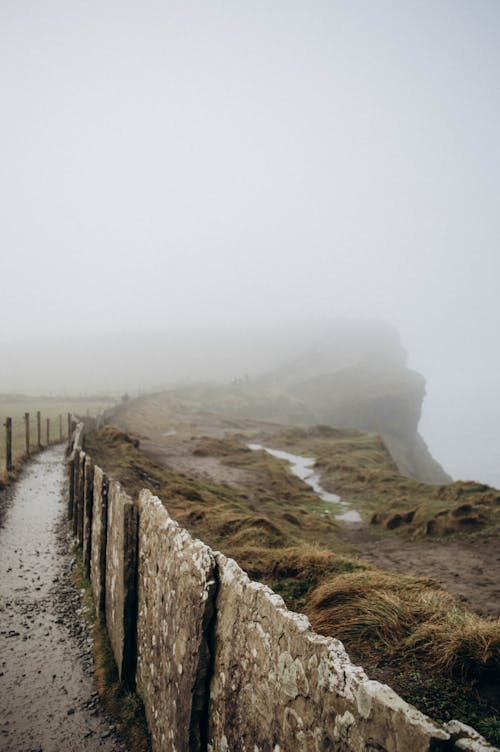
[72,422,84,452]
[207,553,451,752]
[83,457,94,578]
[74,451,86,543]
[445,721,499,751]
[67,450,77,522]
[90,466,109,616]
[136,490,217,752]
[105,481,138,684]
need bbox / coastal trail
[0,446,126,752]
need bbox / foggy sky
[1,1,499,485]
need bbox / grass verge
[71,550,151,752]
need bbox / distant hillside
[257,322,447,480]
[2,319,450,482]
[155,321,450,484]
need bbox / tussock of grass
[306,571,500,680]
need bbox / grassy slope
[271,425,500,536]
[84,424,499,743]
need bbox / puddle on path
[248,444,362,523]
[0,446,126,752]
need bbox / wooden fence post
[59,414,63,442]
[67,412,71,439]
[46,418,50,446]
[37,411,42,448]
[5,417,12,472]
[24,413,30,456]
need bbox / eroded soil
[0,447,126,752]
[343,522,500,619]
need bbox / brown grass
[82,422,500,742]
[271,426,500,536]
[306,571,500,680]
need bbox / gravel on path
[0,446,127,752]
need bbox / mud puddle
[248,443,362,522]
[0,446,127,752]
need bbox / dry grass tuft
[306,571,500,680]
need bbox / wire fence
[0,400,112,477]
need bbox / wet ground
[0,446,127,752]
[139,431,500,619]
[343,522,500,619]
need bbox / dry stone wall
[136,490,216,752]
[207,553,449,752]
[83,456,94,578]
[90,465,108,615]
[66,423,498,752]
[105,480,138,685]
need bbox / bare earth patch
[140,437,258,489]
[342,522,500,619]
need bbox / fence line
[1,411,72,473]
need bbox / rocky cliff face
[248,321,451,484]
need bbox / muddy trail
[0,446,126,752]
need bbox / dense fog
[1,1,499,486]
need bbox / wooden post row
[25,412,30,456]
[4,417,12,473]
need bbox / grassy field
[0,397,115,483]
[84,423,500,744]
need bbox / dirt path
[342,521,500,619]
[0,446,127,752]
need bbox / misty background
[1,1,499,486]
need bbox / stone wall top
[208,553,451,752]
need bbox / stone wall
[136,490,216,752]
[208,554,448,752]
[66,423,498,752]
[105,480,138,685]
[90,465,108,615]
